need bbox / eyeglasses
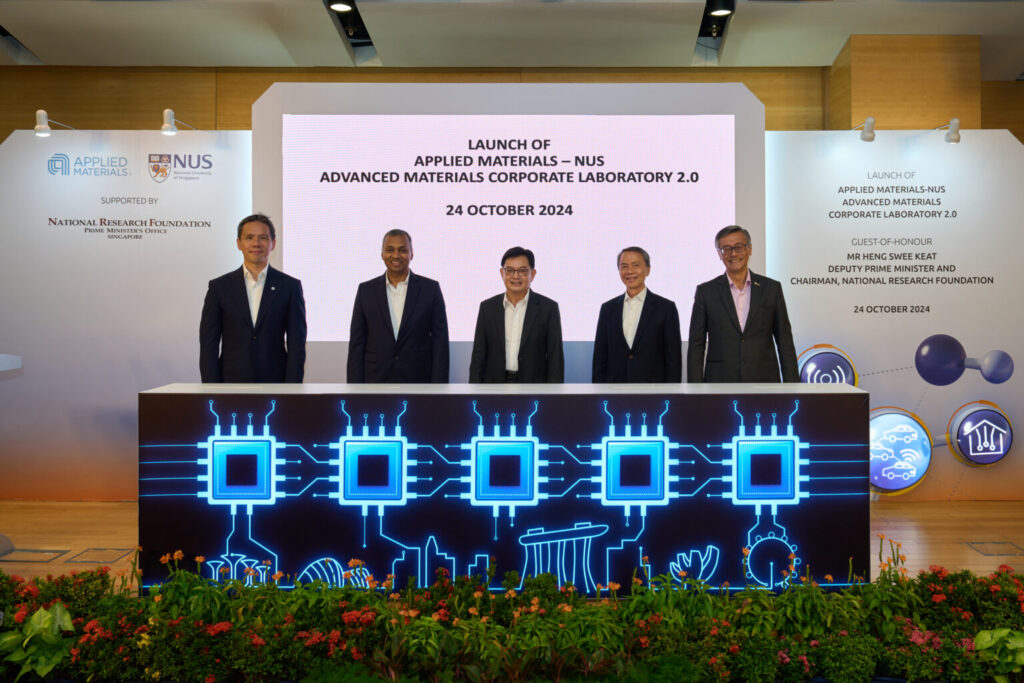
[717,243,749,255]
[503,267,531,277]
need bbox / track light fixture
[34,109,76,137]
[161,108,198,136]
[942,117,960,144]
[853,116,876,142]
[707,0,735,17]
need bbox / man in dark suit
[469,247,563,383]
[687,225,799,383]
[200,214,307,383]
[593,247,682,383]
[347,230,449,383]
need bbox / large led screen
[281,114,735,342]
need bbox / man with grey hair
[593,246,682,383]
[687,225,798,383]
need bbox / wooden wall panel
[0,66,216,141]
[982,81,1024,144]
[214,68,523,130]
[847,35,981,130]
[827,39,852,130]
[522,68,826,130]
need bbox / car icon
[881,461,917,481]
[883,424,918,444]
[870,442,896,461]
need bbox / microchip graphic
[605,440,667,501]
[208,439,274,503]
[474,440,534,501]
[733,439,799,503]
[343,440,403,501]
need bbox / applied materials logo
[48,153,70,176]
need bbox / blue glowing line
[812,444,869,448]
[756,412,762,429]
[788,400,800,425]
[208,400,219,426]
[225,511,237,558]
[139,477,197,481]
[810,476,869,480]
[423,477,459,497]
[340,400,351,427]
[472,400,483,427]
[140,446,201,450]
[286,477,330,497]
[493,412,500,428]
[732,400,743,425]
[658,400,669,425]
[247,512,278,568]
[809,459,869,464]
[247,412,254,429]
[290,444,329,464]
[680,444,723,465]
[772,412,777,428]
[231,412,237,428]
[363,413,369,428]
[265,400,276,425]
[423,444,460,465]
[527,401,539,426]
[510,412,516,429]
[379,413,385,429]
[552,444,590,465]
[676,477,722,498]
[396,400,408,427]
[548,478,586,498]
[602,400,613,426]
[605,515,646,585]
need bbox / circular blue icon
[870,411,932,493]
[915,334,966,386]
[948,403,1013,466]
[798,345,857,386]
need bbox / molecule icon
[915,334,1014,386]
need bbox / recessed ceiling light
[329,2,353,12]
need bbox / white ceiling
[0,0,1022,79]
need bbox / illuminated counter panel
[139,383,868,592]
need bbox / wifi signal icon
[798,347,857,386]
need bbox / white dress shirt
[503,291,530,372]
[728,270,752,332]
[243,264,268,327]
[386,273,410,339]
[622,287,647,349]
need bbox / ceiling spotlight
[161,108,197,136]
[708,0,734,17]
[944,117,960,144]
[329,1,353,11]
[33,109,75,137]
[853,116,876,142]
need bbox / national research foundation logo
[148,154,171,183]
[47,153,70,176]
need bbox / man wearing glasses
[687,225,799,383]
[469,246,564,383]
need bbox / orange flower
[608,581,621,591]
[159,553,171,564]
[824,574,834,583]
[347,558,364,568]
[172,550,184,561]
[742,547,750,557]
[272,571,284,582]
[678,570,688,578]
[788,552,796,560]
[195,555,205,564]
[633,577,643,586]
[153,594,162,602]
[219,566,229,574]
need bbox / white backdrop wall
[0,131,251,500]
[767,130,1024,500]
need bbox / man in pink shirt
[686,225,798,383]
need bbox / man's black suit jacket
[469,291,564,383]
[686,271,799,383]
[347,273,449,383]
[199,266,307,383]
[592,290,682,383]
